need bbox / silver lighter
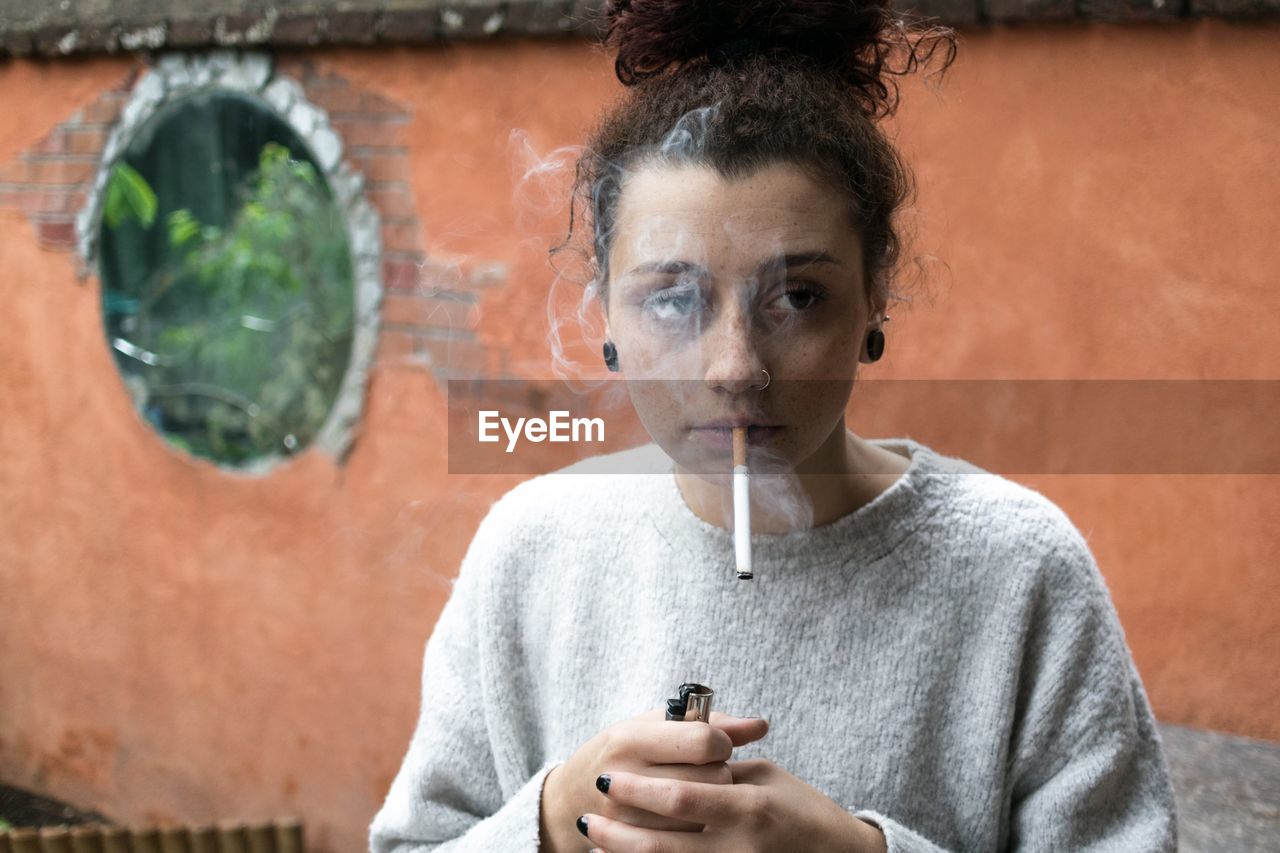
[665,682,714,722]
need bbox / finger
[631,721,734,765]
[706,711,765,726]
[598,770,759,827]
[578,812,707,853]
[707,713,769,747]
[727,757,774,784]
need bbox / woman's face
[602,159,883,476]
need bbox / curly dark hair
[559,0,959,309]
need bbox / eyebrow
[626,259,705,277]
[762,251,844,273]
[625,251,843,278]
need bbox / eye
[771,282,827,312]
[643,278,704,322]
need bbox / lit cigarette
[732,426,752,580]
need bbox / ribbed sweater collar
[643,436,949,572]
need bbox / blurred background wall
[0,1,1276,850]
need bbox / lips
[690,424,782,448]
[692,416,776,430]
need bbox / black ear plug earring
[603,340,619,372]
[865,315,890,363]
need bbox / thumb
[708,712,769,746]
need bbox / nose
[701,303,767,394]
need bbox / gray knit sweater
[369,437,1178,852]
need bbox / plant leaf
[103,162,158,229]
[167,208,201,247]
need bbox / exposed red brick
[21,158,97,186]
[420,337,488,374]
[356,90,407,116]
[64,127,110,157]
[331,119,406,149]
[382,258,421,291]
[416,295,479,333]
[414,259,471,292]
[350,152,409,184]
[0,160,28,184]
[365,187,417,219]
[302,82,366,115]
[380,221,422,254]
[381,294,433,326]
[297,69,344,87]
[0,188,87,215]
[34,131,68,155]
[36,220,76,248]
[304,78,406,117]
[382,294,478,332]
[374,329,418,364]
[81,96,125,126]
[111,67,142,93]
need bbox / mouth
[689,423,783,447]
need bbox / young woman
[369,1,1178,850]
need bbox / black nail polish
[596,773,611,794]
[576,815,589,837]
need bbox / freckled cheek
[627,384,693,448]
[779,336,859,378]
[779,381,848,424]
[617,327,702,375]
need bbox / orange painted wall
[1,21,1277,853]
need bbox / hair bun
[603,0,955,118]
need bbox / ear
[868,294,889,327]
[593,274,612,339]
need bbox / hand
[539,707,770,853]
[576,757,889,853]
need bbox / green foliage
[103,161,158,229]
[166,208,201,247]
[103,141,356,467]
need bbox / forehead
[611,161,857,264]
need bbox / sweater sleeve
[368,497,560,852]
[849,810,950,853]
[999,526,1177,852]
[852,522,1178,853]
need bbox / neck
[674,421,904,534]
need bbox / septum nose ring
[749,368,770,391]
